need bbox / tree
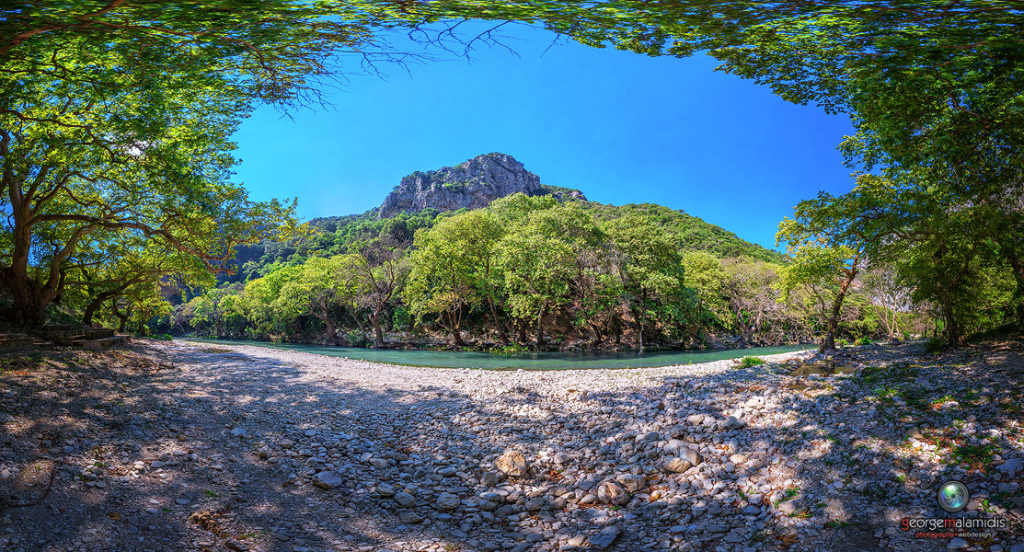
[405,210,507,346]
[497,203,599,347]
[277,255,363,345]
[604,214,688,353]
[0,39,296,324]
[720,257,794,345]
[353,241,407,348]
[824,172,1015,346]
[861,265,913,341]
[681,250,727,326]
[776,174,898,351]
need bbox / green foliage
[924,337,947,354]
[737,356,765,369]
[589,203,786,263]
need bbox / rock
[400,511,423,524]
[663,457,692,473]
[777,496,803,516]
[377,483,395,497]
[394,492,417,508]
[686,414,705,426]
[680,448,702,467]
[1008,544,1024,552]
[597,480,629,505]
[436,492,461,510]
[997,458,1023,476]
[224,538,248,551]
[377,153,586,219]
[0,413,14,424]
[230,427,246,438]
[616,473,647,493]
[589,527,619,550]
[730,416,748,429]
[495,450,529,477]
[947,538,969,549]
[525,497,547,512]
[553,452,571,465]
[481,471,502,486]
[311,471,345,490]
[726,533,749,545]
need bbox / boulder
[394,491,417,508]
[436,492,460,510]
[494,450,529,477]
[663,457,692,473]
[589,527,620,550]
[616,473,647,493]
[597,480,629,505]
[311,471,344,490]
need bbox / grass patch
[737,356,766,369]
[949,443,997,469]
[774,487,800,507]
[857,362,921,387]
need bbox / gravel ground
[1,339,1022,552]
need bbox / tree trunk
[112,301,129,333]
[324,317,340,346]
[517,321,527,344]
[370,310,385,348]
[633,309,645,355]
[939,294,965,347]
[350,311,368,341]
[535,304,545,347]
[83,298,102,326]
[451,325,465,347]
[486,296,510,345]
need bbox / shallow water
[186,339,814,370]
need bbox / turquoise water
[187,339,814,370]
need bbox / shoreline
[183,337,818,372]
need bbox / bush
[490,344,527,357]
[837,338,849,347]
[345,331,369,348]
[151,333,173,341]
[856,336,872,346]
[924,336,946,353]
[737,356,766,369]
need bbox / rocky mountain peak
[377,153,585,219]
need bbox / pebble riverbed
[1,339,1022,552]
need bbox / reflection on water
[186,339,815,371]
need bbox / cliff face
[377,153,585,219]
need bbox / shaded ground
[1,339,1022,552]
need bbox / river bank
[183,339,816,370]
[1,338,1021,552]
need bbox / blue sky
[231,24,856,251]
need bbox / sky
[231,23,857,252]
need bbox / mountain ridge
[376,152,586,219]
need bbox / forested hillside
[169,160,933,352]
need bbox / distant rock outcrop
[377,153,585,219]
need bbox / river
[186,339,814,370]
